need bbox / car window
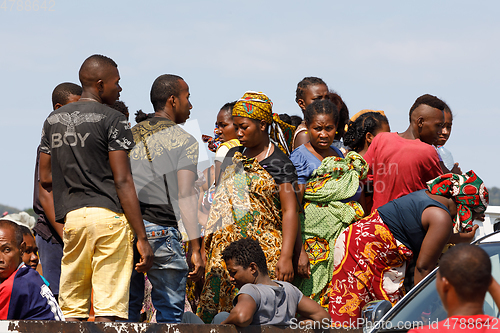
[382,244,500,331]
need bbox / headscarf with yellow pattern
[233,91,295,155]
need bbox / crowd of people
[0,53,493,328]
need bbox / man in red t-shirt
[363,94,444,212]
[409,244,500,332]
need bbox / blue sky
[1,0,499,210]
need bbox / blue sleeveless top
[378,189,450,258]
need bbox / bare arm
[488,277,500,310]
[214,160,222,186]
[109,150,153,273]
[414,207,453,285]
[38,182,63,239]
[448,225,478,244]
[293,183,310,278]
[293,131,309,150]
[296,295,331,322]
[276,182,299,282]
[38,152,63,239]
[220,294,257,327]
[177,169,204,282]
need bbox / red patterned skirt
[328,211,413,325]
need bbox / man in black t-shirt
[126,74,204,323]
[33,82,81,300]
[39,54,153,322]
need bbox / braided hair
[295,77,327,103]
[329,92,349,140]
[344,112,389,152]
[304,100,339,126]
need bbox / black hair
[220,101,237,115]
[344,112,389,153]
[111,100,129,120]
[443,104,454,121]
[295,77,328,103]
[135,109,154,123]
[222,238,268,275]
[0,220,23,248]
[329,92,349,140]
[279,113,292,125]
[304,99,339,127]
[18,225,33,238]
[51,82,82,109]
[150,74,184,112]
[439,244,491,302]
[290,115,303,128]
[409,94,446,122]
[79,54,118,89]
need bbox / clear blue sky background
[1,0,499,210]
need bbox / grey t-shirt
[234,281,303,325]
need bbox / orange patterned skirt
[328,211,413,325]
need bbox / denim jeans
[127,221,189,323]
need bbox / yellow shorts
[59,207,134,319]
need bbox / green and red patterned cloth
[427,170,489,232]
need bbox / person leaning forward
[39,54,153,322]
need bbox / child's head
[19,225,39,270]
[222,238,268,288]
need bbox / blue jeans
[35,234,63,297]
[127,221,189,323]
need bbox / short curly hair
[222,238,268,275]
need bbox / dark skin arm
[220,294,257,327]
[214,160,222,186]
[293,130,309,150]
[296,295,331,322]
[448,225,478,244]
[415,207,454,285]
[293,183,310,278]
[488,277,500,310]
[108,150,153,273]
[38,182,63,239]
[177,169,204,282]
[276,182,299,282]
[38,152,64,239]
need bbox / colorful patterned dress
[295,152,367,309]
[196,152,285,323]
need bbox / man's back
[40,100,134,220]
[363,132,442,211]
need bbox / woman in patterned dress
[289,99,367,309]
[328,171,488,325]
[196,91,302,323]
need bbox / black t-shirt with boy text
[39,101,134,221]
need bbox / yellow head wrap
[233,91,295,155]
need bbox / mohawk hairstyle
[409,94,446,121]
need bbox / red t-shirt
[363,132,442,212]
[408,315,499,332]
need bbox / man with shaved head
[409,244,500,332]
[0,219,63,320]
[39,54,153,322]
[363,94,445,212]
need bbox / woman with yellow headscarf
[196,91,304,323]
